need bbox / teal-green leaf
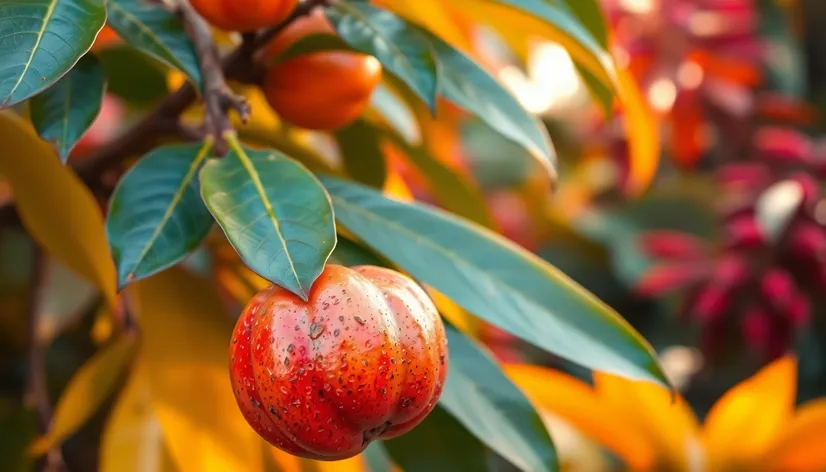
[383,406,490,472]
[29,54,105,163]
[440,325,557,472]
[107,0,202,89]
[106,144,214,289]
[364,442,394,472]
[329,237,386,268]
[0,0,106,108]
[327,2,439,112]
[335,120,387,188]
[98,45,169,106]
[200,146,336,300]
[415,27,556,181]
[320,176,669,386]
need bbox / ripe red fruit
[229,264,448,460]
[190,0,298,32]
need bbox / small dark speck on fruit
[354,316,366,325]
[310,323,325,339]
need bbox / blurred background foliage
[4,0,826,470]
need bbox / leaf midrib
[236,151,303,296]
[3,0,59,105]
[108,1,187,74]
[126,146,210,282]
[330,194,661,382]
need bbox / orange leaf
[593,371,701,470]
[504,364,658,470]
[702,355,797,470]
[763,399,826,471]
[615,64,660,197]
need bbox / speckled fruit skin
[229,264,448,461]
[190,0,298,32]
[260,12,382,131]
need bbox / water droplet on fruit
[280,386,289,395]
[287,344,294,353]
[354,316,366,325]
[310,323,325,339]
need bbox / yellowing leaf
[374,0,475,54]
[101,361,178,472]
[447,1,660,196]
[0,111,117,305]
[702,355,797,470]
[30,334,137,455]
[593,371,700,470]
[503,364,657,470]
[764,399,826,471]
[382,168,414,202]
[128,267,262,472]
[427,288,481,338]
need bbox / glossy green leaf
[384,135,492,228]
[329,237,386,267]
[440,325,557,472]
[30,335,138,455]
[383,407,489,472]
[557,0,608,47]
[29,54,105,163]
[336,120,387,188]
[200,144,336,300]
[106,143,214,289]
[327,2,439,112]
[107,0,202,89]
[364,443,394,472]
[369,83,421,144]
[0,0,106,108]
[98,45,169,106]
[414,27,556,181]
[321,177,669,386]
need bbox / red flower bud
[754,127,813,164]
[691,283,732,323]
[711,255,750,287]
[787,172,820,206]
[788,223,826,261]
[786,294,811,327]
[637,231,708,260]
[760,268,796,312]
[741,307,772,351]
[635,263,710,297]
[724,215,765,249]
[716,163,772,189]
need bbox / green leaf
[440,325,557,472]
[0,0,106,108]
[383,406,490,472]
[384,135,493,228]
[329,236,386,267]
[274,33,354,63]
[98,45,169,106]
[106,143,214,289]
[327,2,439,112]
[335,120,387,188]
[107,0,202,89]
[320,177,669,386]
[29,54,106,163]
[556,0,608,47]
[200,144,336,300]
[759,0,806,98]
[364,442,395,472]
[30,335,138,455]
[369,83,421,143]
[414,27,556,181]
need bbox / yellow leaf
[445,2,660,196]
[30,334,137,455]
[702,355,797,470]
[382,168,414,203]
[101,361,179,472]
[128,267,263,472]
[0,111,117,305]
[763,399,826,471]
[503,364,658,471]
[427,288,480,338]
[593,371,700,470]
[270,447,366,472]
[374,0,475,53]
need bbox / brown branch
[174,0,250,155]
[24,251,66,472]
[0,0,331,222]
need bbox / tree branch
[0,0,332,222]
[24,252,66,472]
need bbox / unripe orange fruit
[229,264,448,460]
[261,12,382,130]
[190,0,298,32]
